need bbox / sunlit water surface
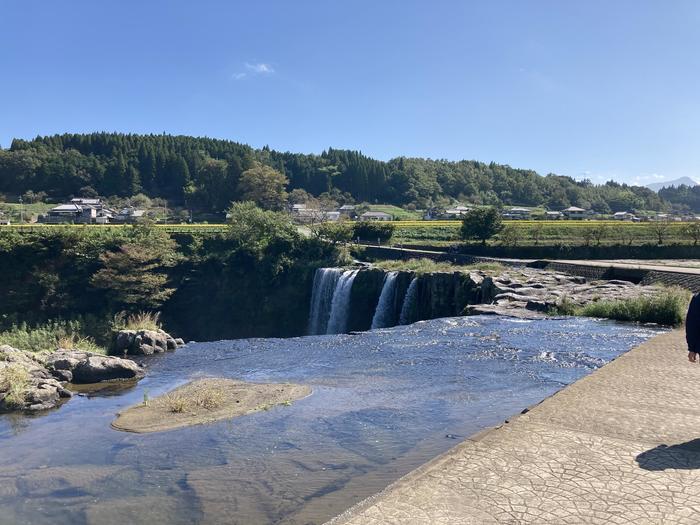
[0,316,663,524]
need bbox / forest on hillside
[0,132,685,212]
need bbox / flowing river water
[0,316,662,524]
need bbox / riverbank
[329,329,700,524]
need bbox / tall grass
[0,320,106,354]
[552,287,691,326]
[112,311,161,332]
[0,363,29,408]
[373,258,505,274]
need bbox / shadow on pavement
[636,439,700,471]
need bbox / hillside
[0,133,667,213]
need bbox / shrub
[579,287,691,326]
[353,221,395,243]
[0,320,107,354]
[373,258,505,274]
[312,222,353,245]
[551,287,691,326]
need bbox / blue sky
[2,0,699,186]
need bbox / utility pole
[18,196,23,223]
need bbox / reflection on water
[0,316,662,524]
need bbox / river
[0,316,662,524]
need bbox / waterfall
[308,268,343,335]
[326,270,360,335]
[371,272,399,329]
[399,277,418,325]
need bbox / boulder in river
[45,351,145,383]
[114,329,185,356]
[0,345,72,412]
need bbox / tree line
[0,132,675,212]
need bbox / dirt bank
[111,378,311,433]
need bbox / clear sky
[2,0,699,186]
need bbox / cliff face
[345,269,488,331]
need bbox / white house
[338,204,357,218]
[114,207,146,223]
[43,198,117,224]
[562,206,589,220]
[503,207,531,220]
[295,208,340,223]
[613,211,636,221]
[360,211,392,221]
[444,206,472,218]
[544,211,562,220]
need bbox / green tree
[312,221,353,245]
[530,222,544,246]
[498,224,519,247]
[352,221,395,243]
[226,202,299,262]
[685,222,700,246]
[592,223,609,246]
[651,219,670,245]
[460,208,503,244]
[237,163,289,211]
[90,224,179,311]
[194,157,230,211]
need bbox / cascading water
[326,270,359,334]
[308,268,343,335]
[399,277,418,325]
[370,272,399,329]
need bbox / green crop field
[389,220,700,246]
[2,219,698,247]
[366,205,423,221]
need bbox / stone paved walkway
[328,330,700,524]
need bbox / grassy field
[1,219,699,247]
[0,202,53,222]
[390,220,700,246]
[367,205,423,221]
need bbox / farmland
[1,219,699,248]
[389,220,700,247]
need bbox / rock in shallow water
[46,352,146,383]
[1,346,145,412]
[113,329,186,356]
[0,345,72,412]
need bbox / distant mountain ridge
[647,176,698,192]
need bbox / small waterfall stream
[308,268,343,335]
[326,270,360,334]
[399,277,418,325]
[370,272,399,329]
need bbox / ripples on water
[0,316,663,524]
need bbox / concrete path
[550,259,700,276]
[328,330,700,524]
